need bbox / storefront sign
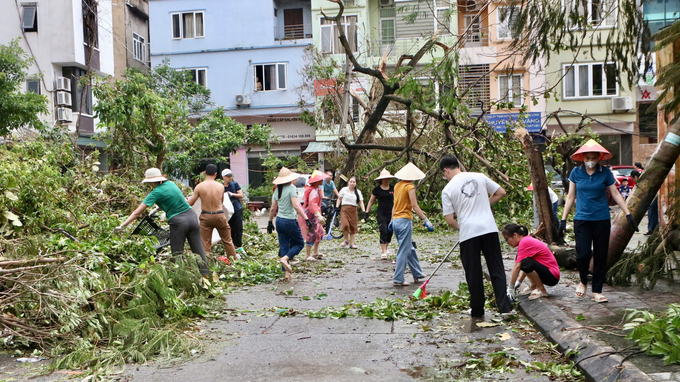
[485,112,542,133]
[636,85,657,102]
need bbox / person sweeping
[391,162,432,287]
[267,167,312,281]
[298,170,328,261]
[365,169,395,260]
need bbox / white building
[0,0,114,138]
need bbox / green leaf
[4,191,18,201]
[575,314,585,321]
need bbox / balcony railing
[460,27,489,47]
[274,24,313,41]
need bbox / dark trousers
[460,232,513,317]
[520,258,559,287]
[275,217,304,261]
[168,209,209,276]
[378,219,393,244]
[574,219,610,293]
[229,208,243,248]
[648,196,659,233]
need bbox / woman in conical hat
[391,162,433,286]
[267,167,312,280]
[365,169,395,260]
[298,170,329,261]
[560,139,637,302]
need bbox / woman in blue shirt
[559,140,638,303]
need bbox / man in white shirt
[440,155,514,318]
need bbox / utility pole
[337,57,352,158]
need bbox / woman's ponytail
[502,223,529,238]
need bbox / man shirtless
[187,164,238,261]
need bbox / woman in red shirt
[502,223,560,300]
[298,170,328,261]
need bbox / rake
[413,240,461,299]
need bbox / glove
[626,214,639,232]
[423,218,434,232]
[558,219,567,237]
[267,221,275,234]
[513,280,521,290]
[306,218,313,231]
[335,206,342,214]
[363,211,369,221]
[387,221,394,233]
[114,225,125,232]
[507,287,517,302]
[226,191,233,197]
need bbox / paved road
[131,232,558,382]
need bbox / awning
[76,136,107,149]
[302,141,334,153]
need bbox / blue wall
[149,0,313,110]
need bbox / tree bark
[515,128,559,244]
[608,119,680,267]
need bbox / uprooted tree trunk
[608,118,680,267]
[515,128,562,245]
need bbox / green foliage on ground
[624,304,680,365]
[0,40,48,135]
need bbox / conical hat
[527,183,533,191]
[394,162,426,181]
[272,167,300,185]
[571,139,612,162]
[375,168,395,180]
[308,170,329,184]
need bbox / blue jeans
[648,196,659,233]
[276,217,304,262]
[392,218,425,283]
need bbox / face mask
[585,161,597,169]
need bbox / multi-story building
[149,0,315,188]
[112,0,150,76]
[0,0,115,142]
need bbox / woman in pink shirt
[502,224,560,300]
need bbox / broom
[413,240,461,299]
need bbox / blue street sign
[485,112,542,133]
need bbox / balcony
[274,23,313,42]
[460,27,488,47]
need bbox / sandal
[349,244,358,249]
[393,281,410,286]
[519,286,535,296]
[413,278,423,284]
[575,283,586,298]
[528,290,549,300]
[279,258,293,274]
[304,257,317,262]
[314,253,324,259]
[591,293,608,303]
[340,241,348,248]
[381,253,388,260]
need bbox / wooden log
[0,257,65,268]
[608,119,680,267]
[549,244,578,270]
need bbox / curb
[517,297,652,382]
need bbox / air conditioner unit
[56,107,73,122]
[235,94,251,107]
[56,91,72,107]
[56,77,71,92]
[379,0,394,7]
[611,96,632,111]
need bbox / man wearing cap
[222,168,244,254]
[187,164,238,262]
[117,168,209,277]
[560,139,637,303]
[439,155,514,318]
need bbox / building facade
[1,0,115,139]
[112,0,150,76]
[149,0,315,188]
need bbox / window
[82,0,99,48]
[380,8,396,45]
[22,5,37,32]
[351,97,361,123]
[436,0,452,34]
[63,67,93,115]
[498,74,522,106]
[132,33,147,62]
[497,6,520,39]
[179,68,207,87]
[463,15,482,45]
[563,0,617,28]
[639,103,658,144]
[26,80,40,95]
[172,11,204,39]
[563,63,618,98]
[254,63,287,91]
[320,16,358,54]
[459,64,491,111]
